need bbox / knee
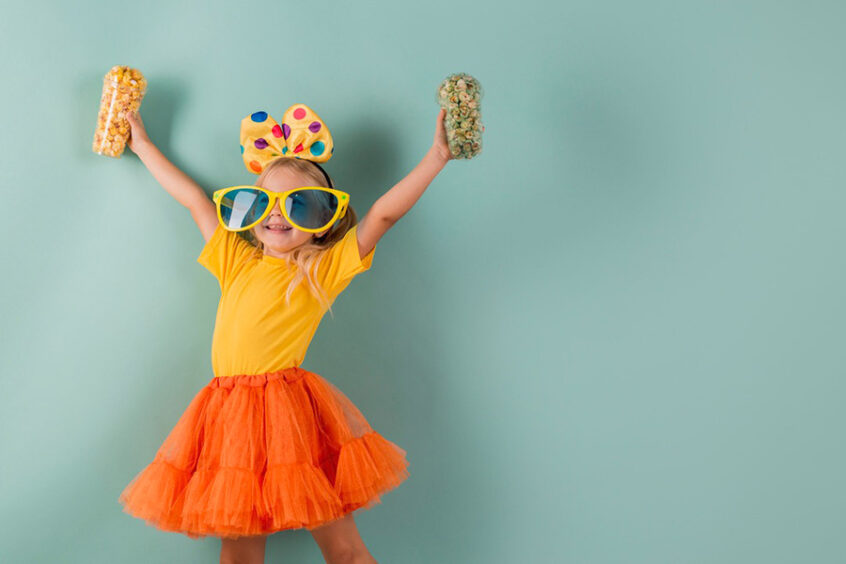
[219,556,252,564]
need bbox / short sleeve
[197,223,257,289]
[316,224,376,294]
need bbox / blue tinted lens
[219,188,269,229]
[285,189,339,229]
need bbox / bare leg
[219,534,268,564]
[310,513,378,564]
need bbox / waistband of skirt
[209,366,306,388]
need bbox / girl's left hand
[432,108,454,162]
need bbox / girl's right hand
[126,110,151,154]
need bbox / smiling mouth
[265,225,292,232]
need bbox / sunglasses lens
[285,189,339,230]
[219,188,269,229]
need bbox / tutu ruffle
[118,367,409,539]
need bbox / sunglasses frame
[212,185,350,234]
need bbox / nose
[263,200,291,227]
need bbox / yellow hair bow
[240,103,334,175]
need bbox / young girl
[118,103,453,564]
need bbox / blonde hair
[243,157,359,318]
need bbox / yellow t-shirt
[197,223,375,377]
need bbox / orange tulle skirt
[118,366,410,539]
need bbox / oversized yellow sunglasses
[212,185,350,233]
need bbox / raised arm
[126,111,218,243]
[356,108,453,259]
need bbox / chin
[264,242,291,254]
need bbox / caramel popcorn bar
[92,66,147,158]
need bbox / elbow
[373,203,400,225]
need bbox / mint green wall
[1,1,844,563]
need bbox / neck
[262,246,292,261]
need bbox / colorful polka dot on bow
[240,104,335,174]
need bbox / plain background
[1,1,844,562]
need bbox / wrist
[134,138,155,157]
[428,144,450,167]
